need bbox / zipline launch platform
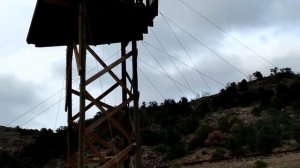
[27,0,158,167]
[27,0,158,47]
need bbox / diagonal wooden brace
[86,96,133,133]
[85,47,132,96]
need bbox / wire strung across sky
[5,50,120,127]
[141,41,187,96]
[7,0,271,128]
[138,66,166,100]
[150,29,198,96]
[142,41,225,87]
[160,12,248,78]
[20,99,63,127]
[177,0,277,68]
[160,14,212,92]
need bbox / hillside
[1,67,300,168]
[140,67,300,167]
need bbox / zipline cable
[177,0,277,68]
[160,12,248,78]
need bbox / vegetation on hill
[140,67,300,166]
[0,127,68,168]
[0,67,300,167]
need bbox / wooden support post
[132,40,141,168]
[121,42,127,105]
[68,31,140,168]
[66,45,73,168]
[78,0,87,167]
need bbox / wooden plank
[86,97,133,133]
[121,42,128,106]
[126,71,133,86]
[73,89,113,109]
[86,138,107,162]
[83,90,132,139]
[65,45,74,167]
[84,91,109,116]
[78,2,87,167]
[86,46,133,97]
[65,45,73,112]
[91,133,114,149]
[85,50,132,86]
[71,83,119,121]
[101,144,133,168]
[132,40,141,168]
[109,117,131,141]
[68,152,78,168]
[128,109,135,133]
[73,44,81,75]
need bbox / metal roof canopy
[27,0,158,47]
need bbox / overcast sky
[1,0,299,130]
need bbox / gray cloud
[1,0,300,129]
[0,73,42,127]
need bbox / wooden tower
[27,0,158,167]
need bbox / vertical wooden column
[67,41,140,168]
[121,42,127,104]
[132,40,141,168]
[78,0,87,167]
[66,45,73,167]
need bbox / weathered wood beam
[109,117,131,141]
[86,46,133,97]
[73,45,81,75]
[90,133,114,149]
[86,97,133,133]
[71,82,119,121]
[78,1,87,167]
[101,144,133,168]
[86,138,107,162]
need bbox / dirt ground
[184,152,300,168]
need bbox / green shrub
[218,115,231,132]
[251,107,262,117]
[0,152,23,168]
[188,124,213,149]
[253,71,263,80]
[291,98,300,110]
[253,160,267,168]
[167,141,187,159]
[246,123,280,153]
[211,148,225,160]
[141,129,164,145]
[155,144,168,153]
